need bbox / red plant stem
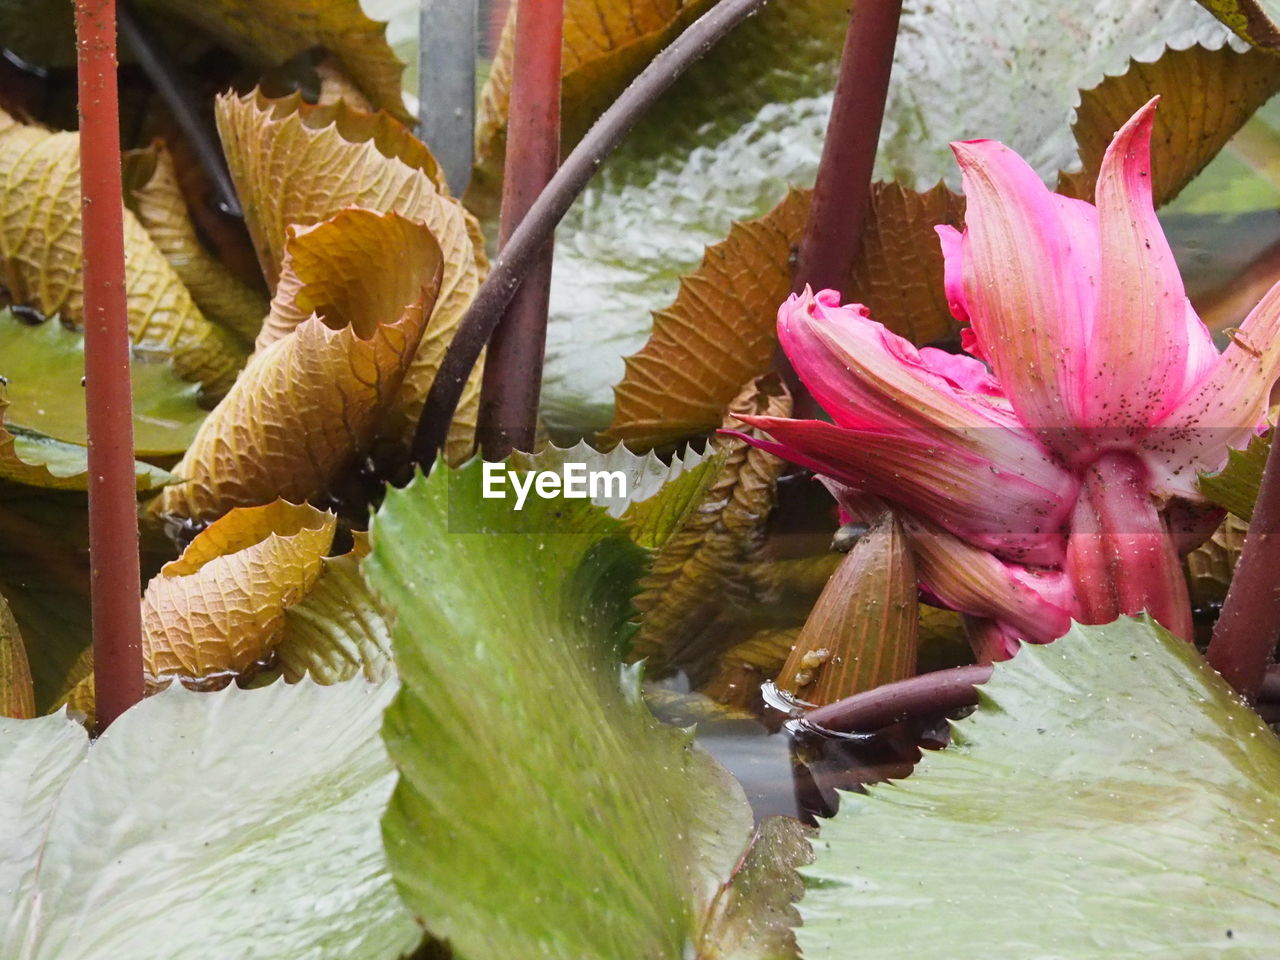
[477,0,564,459]
[1207,435,1280,702]
[804,664,992,733]
[411,0,774,466]
[75,0,145,729]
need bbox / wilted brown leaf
[142,500,336,682]
[468,0,718,215]
[1187,514,1250,610]
[700,627,798,712]
[315,54,377,113]
[216,91,482,455]
[144,0,410,120]
[1059,44,1280,204]
[0,589,34,719]
[605,183,964,449]
[0,109,245,389]
[774,512,918,706]
[124,142,269,345]
[630,376,791,675]
[155,209,440,521]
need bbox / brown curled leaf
[0,109,246,389]
[1058,44,1280,205]
[142,500,337,682]
[216,91,482,457]
[0,589,35,719]
[123,141,269,345]
[605,183,964,450]
[630,375,792,677]
[155,209,440,521]
[774,512,918,706]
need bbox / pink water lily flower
[737,98,1280,658]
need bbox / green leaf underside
[0,310,207,457]
[800,616,1280,959]
[511,440,721,548]
[1199,429,1272,520]
[0,679,418,959]
[540,0,1236,436]
[369,460,758,960]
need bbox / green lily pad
[370,460,804,959]
[0,310,207,457]
[4,424,172,491]
[1199,428,1272,520]
[0,678,419,959]
[800,616,1280,957]
[541,0,1236,436]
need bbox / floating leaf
[775,512,918,705]
[0,590,34,719]
[215,91,481,452]
[1059,44,1280,203]
[800,616,1280,957]
[0,309,207,458]
[0,679,419,959]
[141,500,336,682]
[631,377,791,676]
[371,460,776,959]
[155,210,438,521]
[469,0,718,214]
[123,142,269,345]
[694,816,812,960]
[0,109,246,389]
[605,184,964,448]
[1199,428,1272,520]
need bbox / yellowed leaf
[155,209,440,521]
[0,109,246,389]
[215,91,482,458]
[142,500,337,682]
[0,589,34,719]
[774,513,918,706]
[605,183,964,449]
[469,0,718,215]
[315,54,377,113]
[1187,513,1250,610]
[700,627,799,713]
[1196,0,1280,50]
[630,376,792,674]
[124,141,269,345]
[1058,44,1280,204]
[143,0,410,120]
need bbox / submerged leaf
[215,91,482,455]
[1059,44,1280,203]
[155,210,439,520]
[371,460,761,959]
[123,142,269,345]
[800,616,1280,958]
[0,109,246,389]
[775,512,918,705]
[1199,428,1272,520]
[0,590,34,719]
[141,501,336,682]
[0,679,418,959]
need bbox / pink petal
[1144,279,1280,499]
[936,224,971,329]
[778,288,1018,434]
[731,415,1075,565]
[897,512,1076,646]
[917,346,1005,399]
[950,138,1100,457]
[1082,98,1217,439]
